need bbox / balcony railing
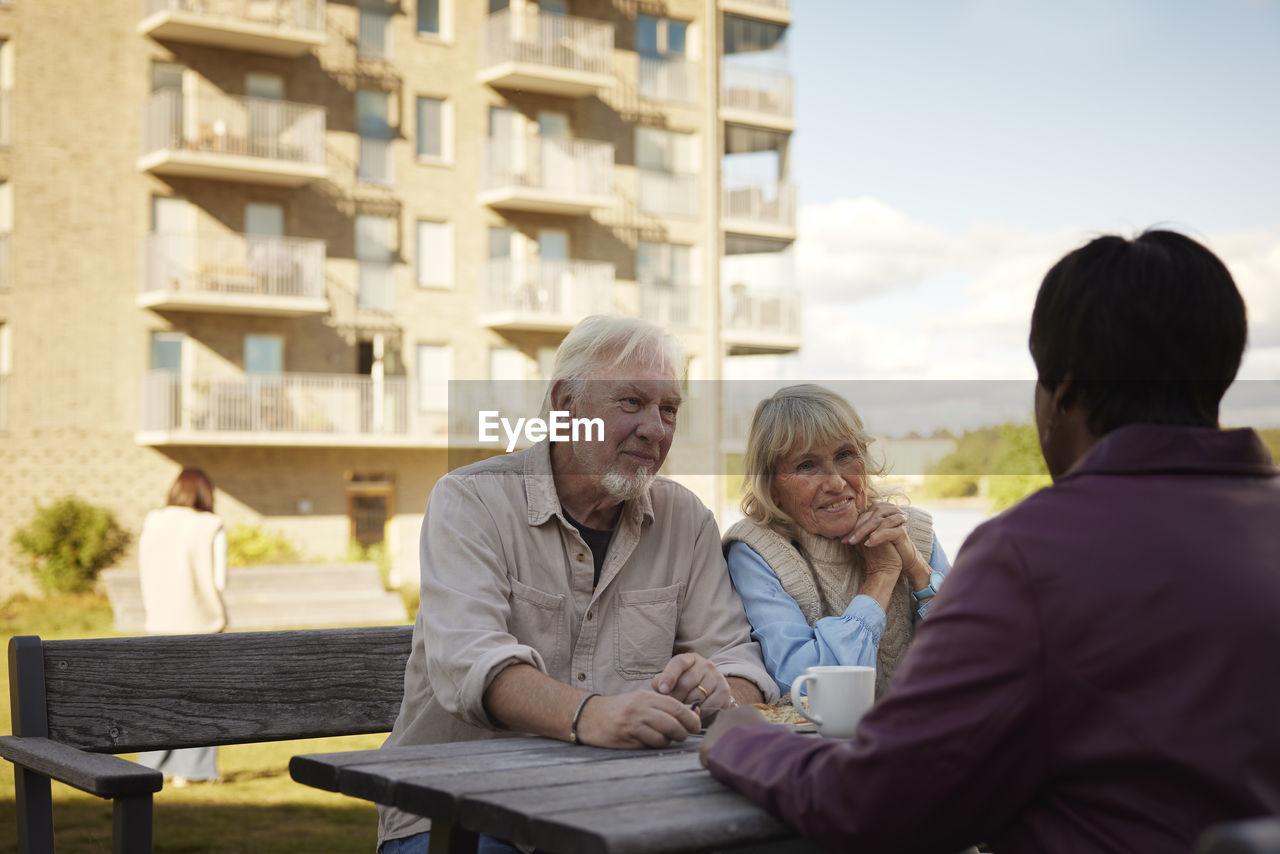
[358,260,396,313]
[139,88,326,186]
[478,8,614,97]
[639,281,698,328]
[358,136,395,185]
[139,0,326,56]
[139,233,327,314]
[358,8,394,61]
[638,56,697,104]
[139,370,426,443]
[638,169,698,217]
[0,232,8,292]
[722,179,797,239]
[479,258,615,331]
[480,137,614,213]
[721,65,794,128]
[723,286,802,354]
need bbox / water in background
[913,504,991,562]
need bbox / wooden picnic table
[289,734,825,854]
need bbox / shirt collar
[523,441,656,528]
[1064,424,1278,481]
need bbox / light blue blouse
[726,536,951,696]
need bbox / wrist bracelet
[569,692,600,745]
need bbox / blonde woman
[723,385,949,700]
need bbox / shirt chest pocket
[508,578,567,675]
[613,583,683,680]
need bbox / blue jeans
[380,831,523,854]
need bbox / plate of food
[750,701,816,731]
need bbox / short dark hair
[168,468,215,513]
[1029,230,1246,435]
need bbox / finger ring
[695,684,710,698]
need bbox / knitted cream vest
[724,506,934,699]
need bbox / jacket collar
[1064,424,1278,481]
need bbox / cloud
[793,198,1280,389]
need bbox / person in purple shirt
[700,230,1280,854]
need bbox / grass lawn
[1,593,387,854]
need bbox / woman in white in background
[135,467,227,785]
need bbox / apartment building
[0,0,798,594]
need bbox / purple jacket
[706,425,1280,854]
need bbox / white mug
[790,665,875,738]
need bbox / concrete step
[101,565,409,632]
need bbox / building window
[359,7,394,60]
[636,128,698,216]
[0,40,11,148]
[415,220,453,289]
[416,344,452,413]
[356,214,397,312]
[417,0,444,36]
[416,96,448,161]
[637,16,687,58]
[0,321,10,434]
[357,90,395,185]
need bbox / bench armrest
[0,735,163,798]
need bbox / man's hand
[698,704,768,766]
[576,690,701,749]
[652,652,732,711]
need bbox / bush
[227,524,299,566]
[346,540,393,589]
[12,497,130,593]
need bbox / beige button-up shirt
[379,442,776,843]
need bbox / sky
[768,0,1280,431]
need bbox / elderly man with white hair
[378,315,775,854]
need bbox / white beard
[601,466,655,501]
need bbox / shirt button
[586,610,593,621]
[576,553,586,562]
[577,672,586,682]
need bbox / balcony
[139,89,327,186]
[722,179,796,242]
[639,282,698,329]
[138,233,327,316]
[478,8,614,98]
[718,0,791,26]
[479,137,614,215]
[723,286,802,354]
[638,56,698,104]
[478,258,615,333]
[138,0,327,57]
[720,65,794,132]
[638,169,698,218]
[137,370,445,448]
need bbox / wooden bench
[1,625,412,854]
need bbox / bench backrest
[8,625,413,753]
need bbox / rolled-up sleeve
[677,510,780,702]
[417,474,546,729]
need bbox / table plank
[529,789,803,854]
[382,742,699,819]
